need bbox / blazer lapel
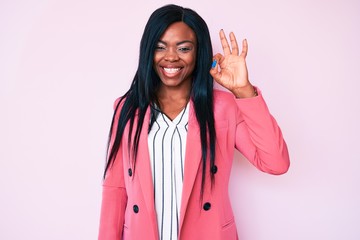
[179,101,202,230]
[134,107,159,239]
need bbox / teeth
[163,68,180,73]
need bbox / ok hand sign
[210,30,257,98]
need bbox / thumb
[209,53,223,83]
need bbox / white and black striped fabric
[148,103,189,240]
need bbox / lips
[160,66,183,77]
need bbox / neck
[157,82,191,102]
[156,83,191,120]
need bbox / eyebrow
[157,40,195,46]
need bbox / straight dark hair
[104,4,216,194]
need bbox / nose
[164,49,179,62]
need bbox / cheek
[189,56,196,70]
[153,56,161,71]
[190,52,196,65]
[153,55,160,65]
[153,65,160,77]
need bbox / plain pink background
[1,0,359,239]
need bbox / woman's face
[153,21,197,91]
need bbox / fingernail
[211,59,217,68]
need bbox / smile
[163,67,182,73]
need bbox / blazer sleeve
[98,98,128,240]
[234,88,290,174]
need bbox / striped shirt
[148,103,189,240]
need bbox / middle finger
[220,29,231,55]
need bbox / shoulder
[112,96,128,122]
[113,97,126,110]
[213,89,237,107]
[213,89,238,116]
[213,88,236,101]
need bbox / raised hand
[210,30,256,98]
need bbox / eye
[178,47,192,52]
[155,45,166,51]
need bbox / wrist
[231,84,257,98]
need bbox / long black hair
[104,4,216,194]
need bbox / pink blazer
[98,89,290,240]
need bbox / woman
[99,4,290,240]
